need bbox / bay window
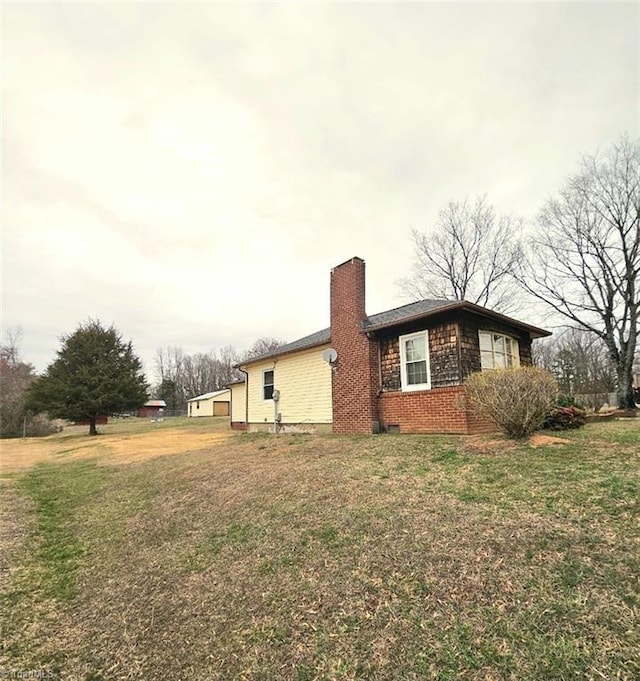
[479,331,519,370]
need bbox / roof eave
[364,301,551,338]
[235,339,331,368]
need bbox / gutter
[238,367,249,427]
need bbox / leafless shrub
[466,367,558,439]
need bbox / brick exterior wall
[378,386,496,435]
[378,386,468,433]
[330,258,380,434]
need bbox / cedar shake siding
[457,312,533,380]
[379,320,460,392]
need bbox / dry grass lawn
[1,419,638,680]
[0,416,233,474]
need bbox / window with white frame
[479,331,520,370]
[399,331,431,391]
[263,369,274,400]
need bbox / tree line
[154,337,284,411]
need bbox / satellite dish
[322,348,338,364]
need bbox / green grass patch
[15,459,111,602]
[198,521,256,555]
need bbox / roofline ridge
[367,297,454,318]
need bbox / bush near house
[465,366,558,439]
[543,405,588,431]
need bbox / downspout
[239,367,249,430]
[366,330,381,433]
[272,359,279,434]
[375,334,382,393]
[375,334,383,434]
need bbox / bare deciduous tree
[533,328,616,397]
[244,337,286,360]
[519,137,639,409]
[0,327,38,438]
[154,344,243,408]
[398,195,523,313]
[154,337,286,409]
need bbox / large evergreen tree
[28,320,148,435]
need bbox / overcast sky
[2,1,638,379]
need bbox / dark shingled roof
[364,299,551,338]
[364,299,453,329]
[240,327,331,365]
[239,298,550,366]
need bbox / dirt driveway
[0,420,235,474]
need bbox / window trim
[262,368,275,401]
[399,330,431,392]
[479,331,520,370]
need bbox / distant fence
[574,392,618,409]
[112,410,188,419]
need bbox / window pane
[494,353,506,368]
[479,332,492,351]
[407,360,428,385]
[263,370,274,399]
[481,351,494,370]
[493,335,505,352]
[405,337,425,362]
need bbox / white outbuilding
[187,389,231,417]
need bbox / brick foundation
[377,386,496,435]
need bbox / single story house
[137,400,167,418]
[230,257,551,435]
[187,389,231,417]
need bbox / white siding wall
[230,383,247,423]
[245,345,333,425]
[189,398,215,417]
[188,390,231,417]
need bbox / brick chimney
[330,257,379,434]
